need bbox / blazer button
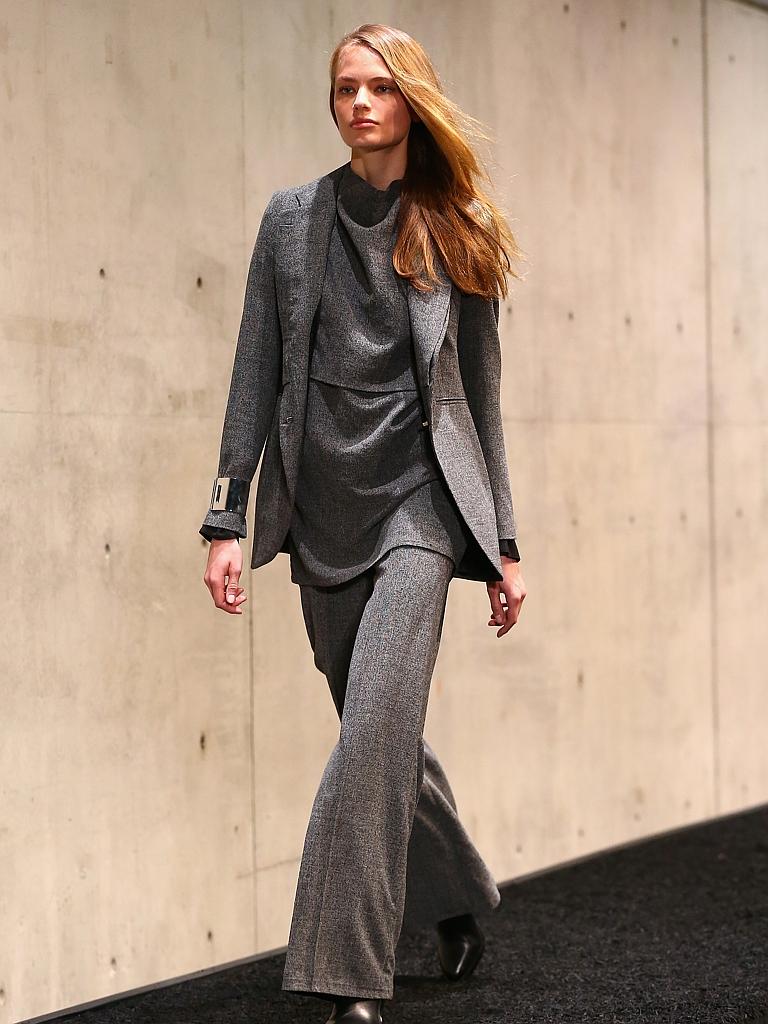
[422,418,429,427]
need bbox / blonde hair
[328,23,526,298]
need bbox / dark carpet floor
[55,804,768,1024]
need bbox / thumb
[226,566,241,604]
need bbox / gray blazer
[200,160,518,583]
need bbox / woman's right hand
[203,539,247,614]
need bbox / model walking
[200,23,527,1024]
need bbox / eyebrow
[336,75,396,84]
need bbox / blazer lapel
[406,261,452,393]
[274,162,452,400]
[273,168,340,390]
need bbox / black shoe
[436,912,486,981]
[324,997,383,1023]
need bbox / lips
[351,120,376,127]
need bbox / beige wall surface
[1,1,766,1021]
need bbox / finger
[488,602,507,625]
[495,588,514,637]
[225,565,241,605]
[208,570,227,608]
[223,585,249,613]
[497,615,514,637]
[220,588,247,613]
[207,573,243,611]
[487,585,505,625]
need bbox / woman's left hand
[486,558,526,637]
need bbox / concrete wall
[2,1,766,1021]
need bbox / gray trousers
[281,545,502,1002]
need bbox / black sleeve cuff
[499,537,520,561]
[200,526,241,543]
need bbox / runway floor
[58,803,768,1024]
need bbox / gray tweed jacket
[200,160,519,583]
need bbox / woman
[200,23,527,1024]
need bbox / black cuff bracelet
[209,477,250,517]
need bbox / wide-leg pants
[281,545,502,1002]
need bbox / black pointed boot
[324,997,383,1023]
[436,912,486,981]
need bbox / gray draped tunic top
[285,163,471,587]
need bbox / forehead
[335,43,392,81]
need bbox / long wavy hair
[328,24,526,299]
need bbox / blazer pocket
[436,396,468,403]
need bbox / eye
[336,84,396,95]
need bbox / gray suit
[200,160,518,583]
[203,163,516,1003]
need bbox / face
[333,43,416,154]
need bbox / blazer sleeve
[199,191,284,541]
[457,292,518,545]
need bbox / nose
[353,88,371,111]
